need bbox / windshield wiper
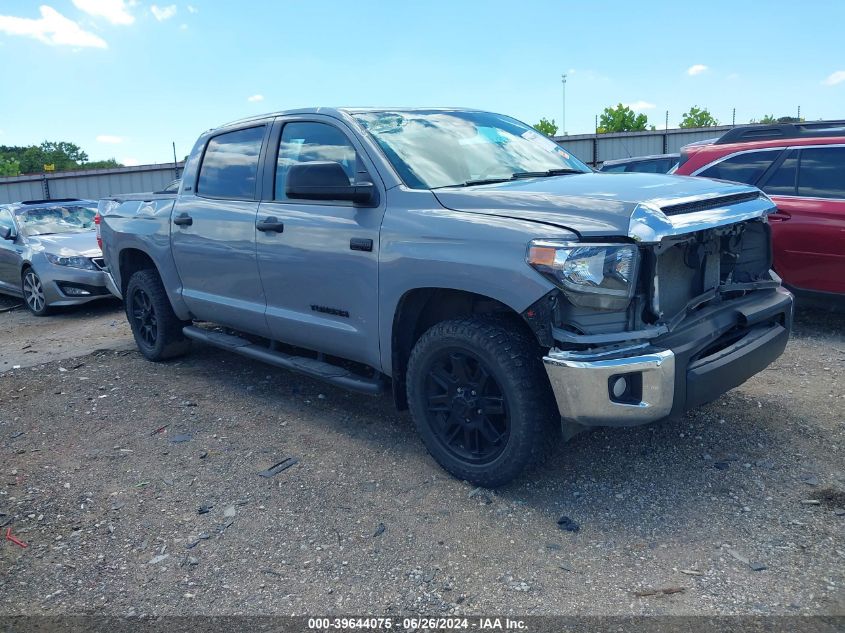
[434,168,586,189]
[433,177,514,189]
[511,168,585,179]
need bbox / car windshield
[354,110,590,189]
[17,205,97,236]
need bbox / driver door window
[275,122,357,200]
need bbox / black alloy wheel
[131,287,158,348]
[423,348,510,465]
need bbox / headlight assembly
[527,240,639,310]
[45,253,98,271]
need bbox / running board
[182,326,385,395]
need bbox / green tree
[679,106,719,128]
[19,146,46,174]
[13,141,89,174]
[0,157,20,177]
[533,117,559,136]
[750,114,805,124]
[597,104,648,133]
[41,141,88,170]
[86,159,123,169]
[751,114,777,124]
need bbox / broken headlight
[527,240,639,310]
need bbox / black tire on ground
[406,316,559,487]
[21,267,51,316]
[124,269,191,361]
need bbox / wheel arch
[389,287,539,410]
[117,248,158,296]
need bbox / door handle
[173,213,193,227]
[350,238,373,252]
[257,217,285,233]
[768,210,791,222]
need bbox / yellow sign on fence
[43,164,56,172]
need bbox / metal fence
[553,125,735,166]
[0,162,183,204]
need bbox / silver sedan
[0,199,112,315]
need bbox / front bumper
[38,263,112,307]
[543,288,793,427]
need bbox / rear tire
[125,269,191,361]
[22,268,51,316]
[406,316,558,487]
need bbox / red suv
[675,122,845,298]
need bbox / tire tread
[125,269,190,361]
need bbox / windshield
[17,205,97,237]
[354,110,590,189]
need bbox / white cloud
[72,0,134,25]
[687,64,708,76]
[624,100,656,111]
[822,70,845,86]
[97,135,124,143]
[247,94,264,102]
[121,157,140,166]
[0,6,107,48]
[187,5,198,13]
[150,4,176,21]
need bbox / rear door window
[797,147,845,199]
[628,159,664,174]
[698,150,781,185]
[197,126,265,199]
[761,150,798,196]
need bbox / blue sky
[1,0,843,165]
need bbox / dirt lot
[0,295,132,371]
[0,299,843,617]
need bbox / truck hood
[26,230,100,257]
[432,172,763,237]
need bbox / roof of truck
[213,107,485,132]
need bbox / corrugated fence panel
[554,125,735,165]
[0,163,183,204]
[0,179,44,203]
[599,135,664,164]
[557,138,594,164]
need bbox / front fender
[378,196,575,375]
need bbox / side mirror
[286,161,375,205]
[0,227,13,241]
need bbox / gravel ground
[0,304,842,617]
[0,294,132,372]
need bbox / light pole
[561,74,567,136]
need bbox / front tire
[125,269,191,361]
[406,317,558,487]
[22,268,50,316]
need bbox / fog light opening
[608,372,643,404]
[57,284,92,297]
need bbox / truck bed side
[99,193,191,320]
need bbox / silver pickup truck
[100,108,793,486]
